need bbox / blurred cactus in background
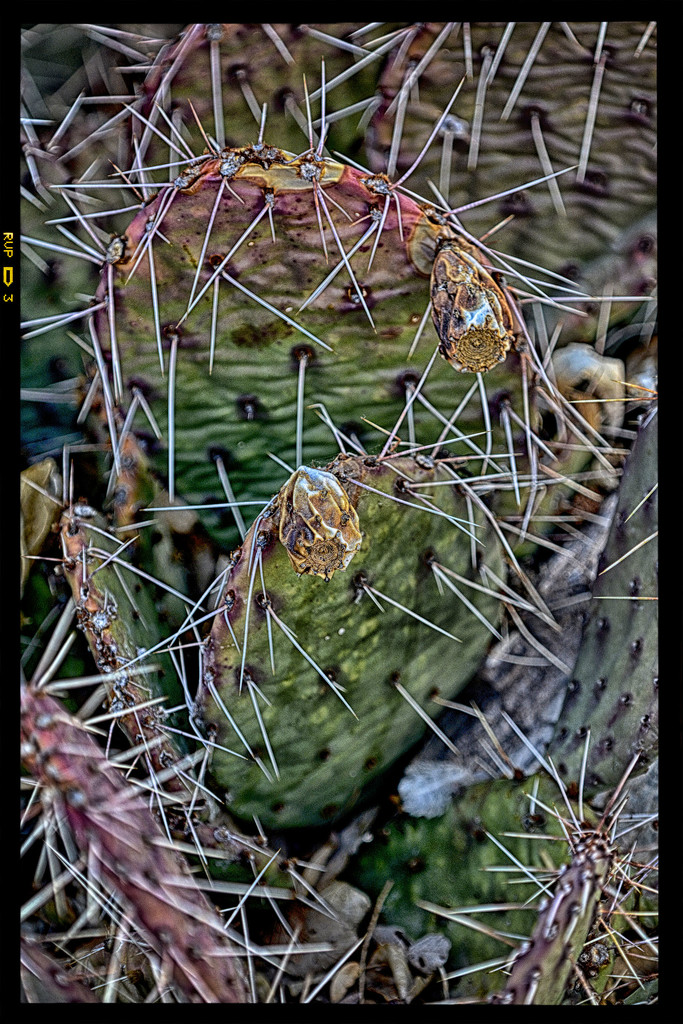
[20,21,657,1005]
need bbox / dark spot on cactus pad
[594,677,608,697]
[607,698,630,729]
[522,813,546,833]
[317,748,331,762]
[558,262,582,282]
[500,190,533,218]
[488,390,512,421]
[519,103,551,131]
[343,284,372,309]
[136,430,162,456]
[596,616,610,638]
[364,756,379,772]
[272,86,295,111]
[394,369,420,396]
[406,856,426,874]
[235,394,266,421]
[48,356,69,381]
[636,275,657,295]
[340,421,366,447]
[161,324,182,347]
[468,820,486,843]
[564,780,579,799]
[232,665,263,692]
[634,233,655,254]
[208,445,237,469]
[630,638,644,659]
[126,376,155,400]
[290,344,315,369]
[576,169,610,197]
[628,576,642,597]
[270,802,285,815]
[614,509,627,537]
[231,322,281,348]
[352,570,369,597]
[321,804,340,821]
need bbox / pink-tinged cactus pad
[93,146,531,548]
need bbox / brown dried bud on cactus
[277,467,362,581]
[430,241,521,373]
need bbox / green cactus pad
[548,407,657,793]
[197,453,505,828]
[367,22,656,275]
[348,773,583,998]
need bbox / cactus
[197,452,505,828]
[88,137,540,552]
[19,21,657,1004]
[489,832,614,1004]
[548,404,658,793]
[348,743,656,1002]
[345,406,658,1002]
[20,683,247,1002]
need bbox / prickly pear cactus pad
[347,773,589,998]
[90,142,536,552]
[197,453,505,828]
[548,406,658,792]
[19,21,658,1007]
[365,22,656,268]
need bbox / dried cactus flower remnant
[278,467,362,580]
[430,241,519,373]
